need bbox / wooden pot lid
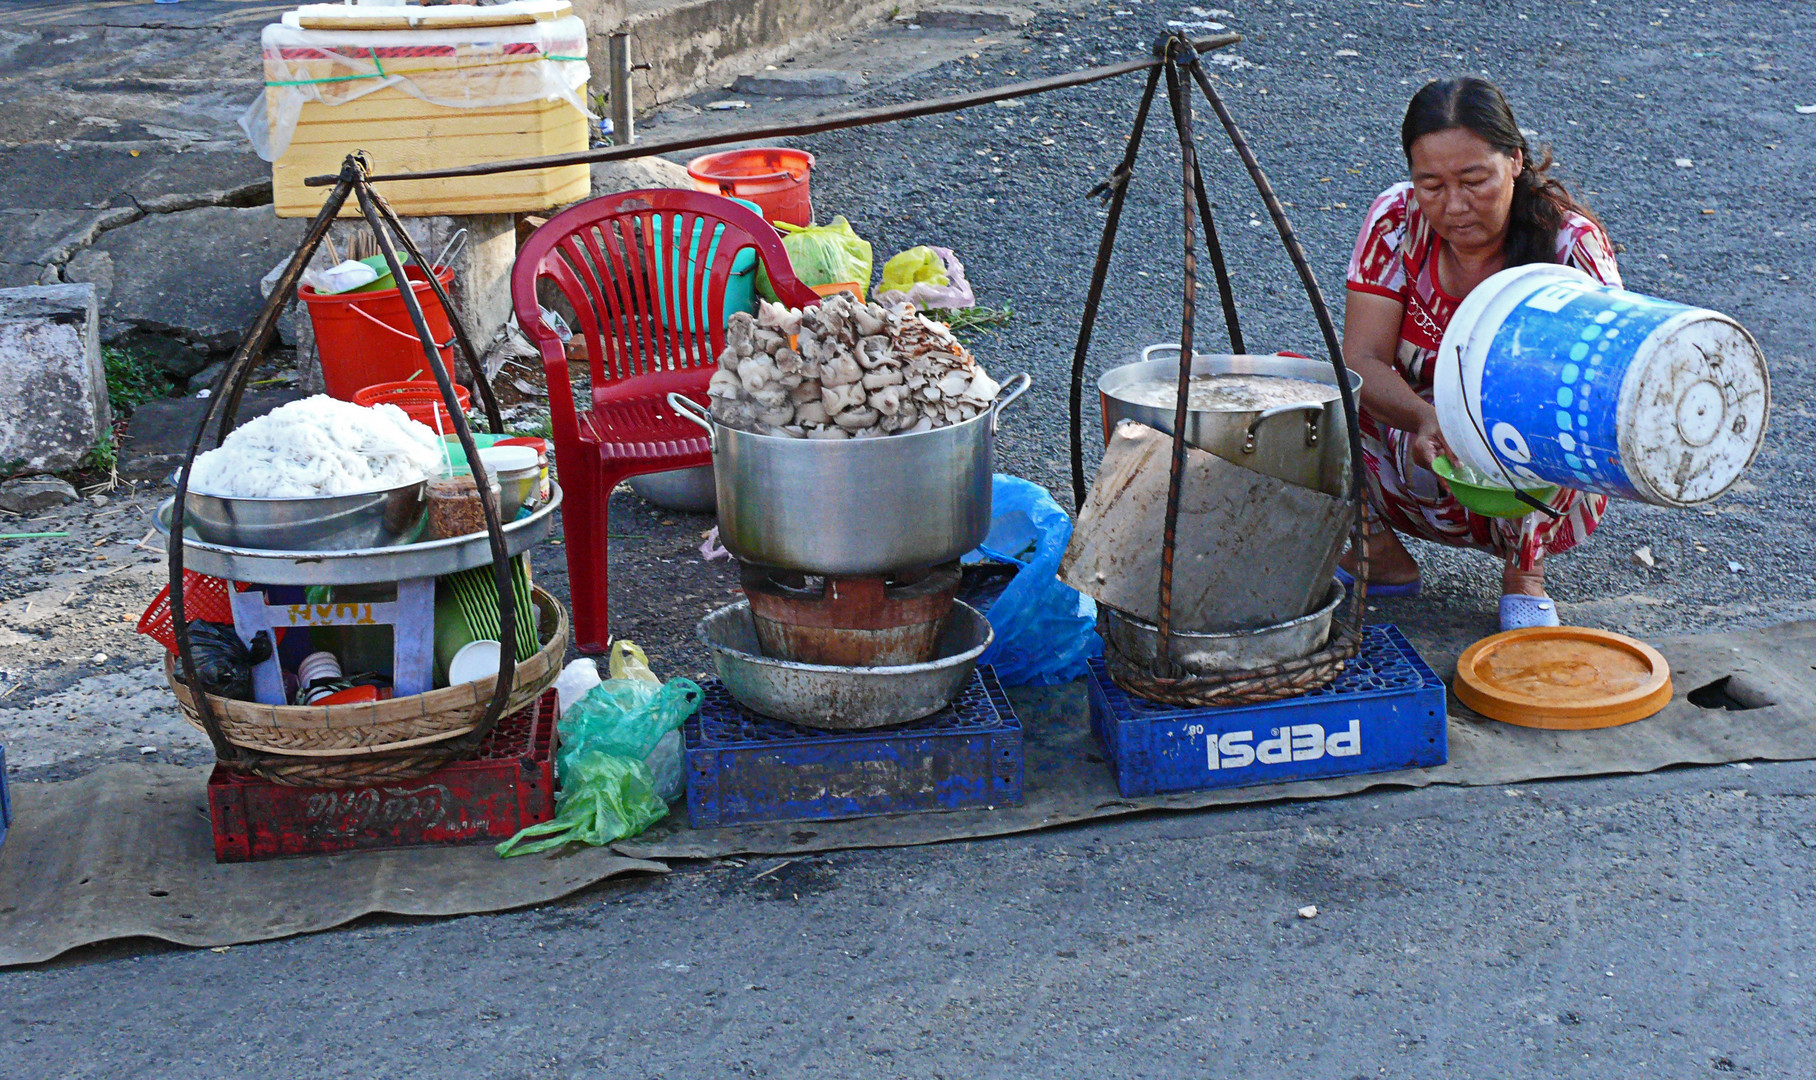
[1454,626,1672,730]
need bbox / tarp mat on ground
[2,619,1810,966]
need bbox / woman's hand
[1407,409,1451,473]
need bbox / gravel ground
[3,1,1815,1074]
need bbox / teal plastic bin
[653,196,763,334]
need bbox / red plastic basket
[352,380,472,430]
[208,689,558,862]
[137,571,242,653]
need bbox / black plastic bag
[186,621,272,702]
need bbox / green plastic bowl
[346,254,398,294]
[1433,457,1559,519]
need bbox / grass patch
[102,343,175,413]
[925,304,1015,338]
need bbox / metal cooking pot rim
[182,477,430,501]
[1098,351,1358,401]
[1103,579,1346,640]
[682,372,1031,442]
[716,407,991,440]
[699,600,993,673]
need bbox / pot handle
[1242,403,1325,453]
[987,372,1033,433]
[1141,343,1183,363]
[667,393,716,446]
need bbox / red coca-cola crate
[208,690,558,863]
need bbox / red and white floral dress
[1345,182,1622,570]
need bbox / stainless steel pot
[670,373,1030,574]
[1097,347,1360,497]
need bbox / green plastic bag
[496,672,702,857]
[494,751,666,857]
[756,216,873,300]
[556,676,702,773]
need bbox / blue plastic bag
[971,475,1101,686]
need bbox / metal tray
[154,482,562,585]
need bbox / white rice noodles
[187,395,445,498]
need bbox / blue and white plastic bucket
[1434,264,1769,508]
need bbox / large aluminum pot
[1098,347,1360,497]
[670,373,1030,574]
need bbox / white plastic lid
[477,445,540,474]
[448,639,502,686]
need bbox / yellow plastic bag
[757,216,873,300]
[608,640,660,684]
[880,245,949,292]
[875,245,976,311]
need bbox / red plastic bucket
[352,380,472,430]
[301,264,457,401]
[685,148,815,227]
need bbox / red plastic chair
[512,189,822,653]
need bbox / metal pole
[305,35,1242,187]
[608,33,634,146]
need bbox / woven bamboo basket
[168,586,567,760]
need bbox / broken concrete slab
[70,205,303,350]
[0,284,108,473]
[0,209,89,288]
[733,68,866,97]
[0,147,266,215]
[0,475,79,515]
[911,4,1033,30]
[118,388,307,481]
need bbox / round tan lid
[1454,627,1672,730]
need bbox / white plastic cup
[447,639,503,687]
[297,651,343,685]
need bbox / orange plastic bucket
[300,264,457,401]
[685,148,815,227]
[352,380,472,430]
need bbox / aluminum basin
[699,600,993,730]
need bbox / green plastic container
[652,196,762,333]
[1433,457,1559,519]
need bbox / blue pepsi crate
[0,745,9,852]
[685,667,1023,828]
[1088,624,1447,797]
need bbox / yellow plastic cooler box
[263,1,592,218]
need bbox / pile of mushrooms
[708,293,1002,439]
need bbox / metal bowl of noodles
[180,480,430,552]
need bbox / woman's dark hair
[1401,77,1605,267]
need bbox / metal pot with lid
[669,373,1031,575]
[1097,346,1360,497]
